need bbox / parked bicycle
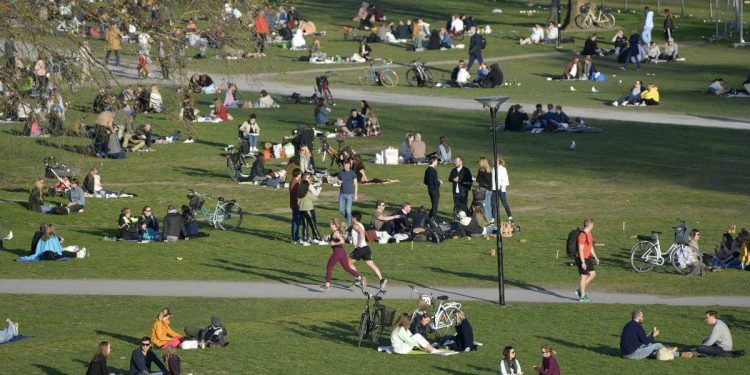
[357,290,394,347]
[225,143,252,181]
[314,72,335,106]
[409,285,462,339]
[630,220,701,275]
[359,59,398,87]
[405,60,434,88]
[186,189,244,231]
[575,3,616,29]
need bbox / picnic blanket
[0,335,31,345]
[377,346,459,356]
[15,257,72,263]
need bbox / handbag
[656,347,676,361]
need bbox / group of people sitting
[705,76,750,96]
[450,60,504,88]
[28,178,85,215]
[519,22,558,45]
[612,80,660,107]
[117,205,198,243]
[399,133,452,164]
[325,100,381,137]
[505,103,575,132]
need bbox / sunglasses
[141,343,151,346]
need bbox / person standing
[690,310,744,357]
[620,309,680,360]
[642,6,654,45]
[448,156,472,216]
[297,174,325,245]
[663,9,674,41]
[348,212,387,291]
[575,218,599,302]
[466,26,484,70]
[289,168,302,244]
[337,160,358,227]
[492,157,513,222]
[86,341,111,375]
[423,156,441,219]
[129,337,168,375]
[254,11,270,53]
[104,23,122,67]
[475,157,494,223]
[621,29,641,70]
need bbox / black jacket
[469,33,483,54]
[476,170,492,189]
[581,38,599,55]
[448,166,473,194]
[423,166,440,189]
[481,64,503,88]
[86,356,108,375]
[427,33,441,50]
[450,318,476,351]
[129,348,167,375]
[83,174,95,194]
[163,212,187,239]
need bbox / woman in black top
[86,341,110,375]
[663,9,674,41]
[423,156,441,218]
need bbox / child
[137,53,150,79]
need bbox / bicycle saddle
[373,295,383,302]
[217,197,224,201]
[226,199,236,203]
[436,295,449,301]
[637,235,656,242]
[651,231,662,235]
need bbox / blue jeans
[697,344,732,356]
[291,209,301,242]
[623,48,640,69]
[625,343,666,360]
[491,191,512,220]
[40,204,57,214]
[467,52,483,71]
[246,134,257,149]
[480,188,493,222]
[339,193,353,226]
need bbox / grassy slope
[0,295,748,374]
[1,93,749,295]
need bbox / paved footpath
[2,279,749,307]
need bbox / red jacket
[255,16,269,34]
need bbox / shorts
[575,257,595,275]
[350,246,373,261]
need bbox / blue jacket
[620,320,653,356]
[68,186,85,206]
[315,107,329,125]
[19,235,63,261]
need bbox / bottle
[570,140,576,150]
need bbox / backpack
[674,222,691,245]
[426,217,445,243]
[566,228,582,258]
[480,35,487,49]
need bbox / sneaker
[300,241,311,246]
[310,239,319,244]
[620,66,626,70]
[317,240,329,245]
[575,288,580,297]
[379,278,388,291]
[352,277,362,289]
[612,101,619,107]
[319,284,330,291]
[639,102,647,107]
[579,295,591,303]
[681,351,694,358]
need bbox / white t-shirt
[352,222,367,248]
[456,68,470,83]
[569,63,578,78]
[451,19,464,33]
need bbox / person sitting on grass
[620,309,686,359]
[163,205,189,243]
[411,133,426,163]
[28,179,58,214]
[450,59,464,84]
[711,232,740,269]
[67,178,85,213]
[681,229,707,276]
[409,311,433,338]
[371,201,405,234]
[646,41,661,62]
[563,55,583,80]
[689,310,745,357]
[611,29,628,55]
[86,341,111,375]
[581,33,603,56]
[544,22,558,44]
[454,210,483,238]
[473,63,489,85]
[129,337,168,375]
[437,136,452,163]
[138,206,160,241]
[107,126,126,159]
[582,55,599,80]
[223,83,244,108]
[239,114,261,153]
[391,312,436,354]
[447,310,478,351]
[612,80,643,106]
[210,97,230,121]
[499,345,521,374]
[455,61,471,86]
[118,207,143,241]
[640,83,660,106]
[314,98,332,126]
[399,133,415,164]
[533,345,560,375]
[481,63,504,88]
[151,308,184,349]
[707,78,728,96]
[662,39,679,61]
[344,108,366,136]
[162,347,181,375]
[18,224,87,261]
[519,24,544,45]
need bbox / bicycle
[357,290,394,347]
[225,143,253,181]
[575,3,616,30]
[359,59,398,87]
[186,189,244,231]
[314,72,335,106]
[405,60,434,88]
[630,220,702,275]
[409,285,462,339]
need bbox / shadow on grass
[253,213,291,225]
[1,187,29,193]
[176,166,228,179]
[394,276,497,304]
[94,329,141,346]
[538,335,620,357]
[32,364,67,375]
[432,365,482,375]
[204,258,321,291]
[284,319,363,347]
[466,364,498,374]
[71,227,117,237]
[193,138,229,148]
[3,247,29,257]
[232,226,287,241]
[34,139,93,156]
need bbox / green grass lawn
[0,295,748,374]
[1,92,749,295]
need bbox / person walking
[466,26,484,70]
[337,160,358,227]
[663,9,674,41]
[448,156,473,216]
[621,29,641,70]
[642,6,654,45]
[348,212,387,291]
[575,218,599,302]
[104,23,122,67]
[289,168,302,244]
[321,218,363,291]
[423,156,441,219]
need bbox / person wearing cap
[150,308,183,349]
[198,316,228,348]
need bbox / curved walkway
[2,279,749,307]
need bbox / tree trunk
[562,0,590,31]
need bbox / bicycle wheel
[371,307,384,344]
[380,69,398,87]
[216,202,243,231]
[670,244,700,275]
[324,88,335,106]
[423,68,434,88]
[630,241,657,273]
[357,312,369,347]
[599,12,616,29]
[434,306,459,339]
[359,70,372,85]
[405,68,420,87]
[226,158,238,181]
[575,14,591,29]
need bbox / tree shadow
[467,364,498,374]
[537,335,621,357]
[3,247,29,257]
[32,365,66,375]
[432,365,480,375]
[71,227,117,237]
[253,213,292,225]
[193,138,229,148]
[34,139,93,156]
[94,329,141,346]
[176,166,227,179]
[1,187,29,193]
[204,258,321,291]
[232,226,288,241]
[393,275,497,304]
[283,319,364,347]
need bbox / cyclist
[348,211,387,291]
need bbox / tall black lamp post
[474,96,510,306]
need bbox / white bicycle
[409,285,462,338]
[630,220,701,275]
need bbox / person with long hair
[86,341,111,375]
[28,178,56,213]
[663,9,674,40]
[399,133,415,164]
[138,206,161,241]
[448,310,477,351]
[533,345,560,375]
[298,145,315,174]
[361,100,380,136]
[297,173,325,245]
[437,136,452,163]
[476,157,493,222]
[499,345,522,374]
[163,346,182,375]
[390,312,436,354]
[150,308,184,349]
[321,218,363,290]
[19,224,87,261]
[492,157,512,222]
[314,98,331,126]
[223,83,244,108]
[210,97,229,121]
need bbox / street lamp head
[474,96,510,110]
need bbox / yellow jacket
[106,27,122,51]
[640,87,660,102]
[150,318,180,347]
